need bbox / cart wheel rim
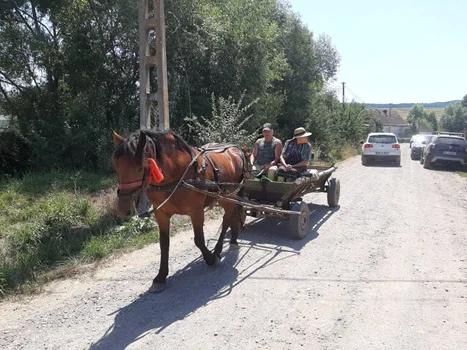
[299,209,309,232]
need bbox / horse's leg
[150,213,171,293]
[190,208,218,266]
[214,203,237,256]
[228,187,246,250]
[214,211,230,257]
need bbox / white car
[361,132,401,166]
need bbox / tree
[440,103,467,132]
[406,104,426,128]
[425,111,438,131]
[461,94,467,108]
[0,0,140,170]
[0,0,345,171]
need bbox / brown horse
[112,129,247,292]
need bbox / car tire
[410,153,416,160]
[361,156,368,166]
[395,157,401,167]
[420,156,424,164]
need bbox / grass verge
[0,171,168,296]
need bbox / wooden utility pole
[138,0,169,130]
[389,103,392,133]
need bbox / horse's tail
[230,186,246,233]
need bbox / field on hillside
[392,107,445,121]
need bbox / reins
[141,144,247,217]
[138,149,205,218]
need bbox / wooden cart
[177,164,339,240]
[243,165,340,239]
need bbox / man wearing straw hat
[278,127,313,178]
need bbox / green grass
[0,171,169,295]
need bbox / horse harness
[117,142,247,216]
[148,143,247,193]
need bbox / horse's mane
[113,129,193,163]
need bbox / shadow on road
[89,203,338,350]
[363,162,400,168]
[89,252,240,350]
[240,202,339,250]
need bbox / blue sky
[289,0,467,104]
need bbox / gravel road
[1,144,466,350]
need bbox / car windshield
[368,135,397,144]
[434,137,466,146]
[418,135,433,143]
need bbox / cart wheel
[288,201,310,239]
[327,178,340,207]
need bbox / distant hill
[366,100,460,109]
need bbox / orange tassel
[148,158,164,183]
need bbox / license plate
[376,152,389,155]
[443,151,456,155]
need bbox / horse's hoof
[214,255,221,266]
[149,282,166,293]
[208,255,221,267]
[229,243,239,250]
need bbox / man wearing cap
[279,127,313,176]
[250,123,283,179]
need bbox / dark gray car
[420,135,467,169]
[410,134,435,160]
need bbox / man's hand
[285,164,293,171]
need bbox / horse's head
[112,130,164,218]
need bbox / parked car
[409,134,419,149]
[410,134,435,160]
[361,132,401,166]
[420,135,467,169]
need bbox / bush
[184,92,259,148]
[0,129,31,176]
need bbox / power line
[344,84,365,104]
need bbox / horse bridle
[116,146,153,200]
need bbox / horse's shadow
[90,252,240,350]
[89,203,337,349]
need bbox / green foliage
[0,128,31,175]
[425,111,438,131]
[407,104,426,127]
[184,93,259,148]
[0,0,139,172]
[0,171,118,291]
[81,217,159,261]
[440,101,467,132]
[1,0,343,172]
[461,94,467,108]
[407,104,445,133]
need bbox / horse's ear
[113,131,126,146]
[136,130,147,157]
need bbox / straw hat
[292,127,312,139]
